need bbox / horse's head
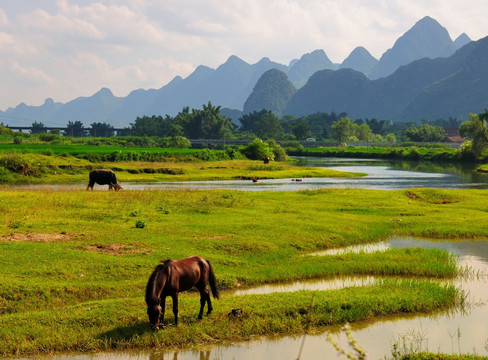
[110,183,122,191]
[147,303,162,330]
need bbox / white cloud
[0,8,8,27]
[10,61,54,84]
[1,0,488,110]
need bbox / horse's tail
[207,259,220,300]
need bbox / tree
[65,121,85,137]
[459,113,488,157]
[90,122,115,137]
[385,133,397,145]
[292,120,311,140]
[240,138,274,160]
[403,124,446,142]
[239,109,283,139]
[356,123,372,141]
[173,103,234,139]
[31,121,47,134]
[130,115,164,136]
[332,117,356,145]
[168,124,184,138]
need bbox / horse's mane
[145,261,172,305]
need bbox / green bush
[240,138,274,161]
[135,220,147,229]
[267,139,287,161]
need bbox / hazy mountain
[144,55,289,117]
[287,49,337,88]
[111,76,183,122]
[284,36,488,122]
[1,16,484,128]
[220,108,243,126]
[285,69,369,117]
[402,37,488,121]
[369,16,457,79]
[2,98,62,126]
[243,69,296,117]
[454,33,472,49]
[339,46,378,75]
[49,88,124,126]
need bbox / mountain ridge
[0,16,478,127]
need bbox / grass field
[1,187,486,357]
[0,152,365,184]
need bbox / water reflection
[5,157,488,192]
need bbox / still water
[5,157,488,192]
[31,237,488,360]
[119,157,488,191]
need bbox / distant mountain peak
[340,46,378,75]
[288,49,337,86]
[454,33,472,49]
[94,87,114,97]
[43,98,55,106]
[222,55,248,67]
[369,16,456,79]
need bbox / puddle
[231,276,378,296]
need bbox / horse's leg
[205,288,213,315]
[198,288,206,320]
[171,293,179,326]
[160,296,166,326]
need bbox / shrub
[135,220,147,229]
[240,138,274,161]
[267,140,287,161]
[39,133,61,142]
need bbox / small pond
[26,237,488,360]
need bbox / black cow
[263,156,270,164]
[87,169,122,191]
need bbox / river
[122,157,488,191]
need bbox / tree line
[20,101,481,144]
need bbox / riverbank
[286,145,477,163]
[2,188,486,357]
[0,152,364,185]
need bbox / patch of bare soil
[86,243,150,255]
[0,232,80,242]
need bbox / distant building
[445,128,465,143]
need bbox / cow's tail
[207,260,220,299]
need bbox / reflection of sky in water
[5,156,488,191]
[30,238,488,360]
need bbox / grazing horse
[145,256,220,329]
[86,169,122,191]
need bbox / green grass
[287,146,468,163]
[0,280,458,356]
[1,188,485,356]
[0,153,364,184]
[0,143,199,156]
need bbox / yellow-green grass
[1,188,486,356]
[0,152,364,184]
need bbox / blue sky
[1,0,487,110]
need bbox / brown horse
[145,256,220,329]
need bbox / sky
[1,0,488,111]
